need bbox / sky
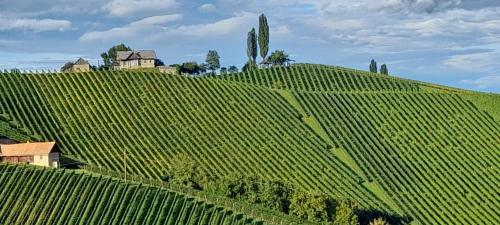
[0,0,499,93]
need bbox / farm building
[72,58,91,72]
[0,142,60,167]
[114,50,157,70]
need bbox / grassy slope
[0,164,261,225]
[0,70,389,212]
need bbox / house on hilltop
[72,58,91,72]
[61,57,92,72]
[114,50,157,70]
[0,142,60,167]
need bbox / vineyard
[0,63,498,225]
[0,70,389,211]
[0,164,261,225]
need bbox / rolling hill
[0,64,498,225]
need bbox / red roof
[0,142,57,157]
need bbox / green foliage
[247,28,258,63]
[227,65,238,73]
[179,61,206,75]
[370,218,391,225]
[220,67,227,75]
[370,59,377,73]
[268,50,290,66]
[0,164,257,225]
[205,50,221,74]
[100,43,131,69]
[290,190,334,222]
[242,60,257,72]
[258,14,269,61]
[261,180,292,213]
[163,154,210,190]
[333,201,359,225]
[380,64,388,75]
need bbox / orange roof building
[0,142,60,167]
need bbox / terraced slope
[295,92,499,225]
[220,64,419,92]
[0,164,261,225]
[221,65,500,225]
[0,70,388,211]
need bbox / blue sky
[1,0,499,93]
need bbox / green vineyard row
[0,164,262,225]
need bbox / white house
[0,142,60,168]
[114,50,157,70]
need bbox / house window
[40,155,43,160]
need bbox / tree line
[162,154,409,225]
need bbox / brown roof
[116,50,157,60]
[0,142,57,156]
[74,58,90,65]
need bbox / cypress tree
[258,14,269,62]
[247,28,258,69]
[370,59,377,73]
[380,64,388,75]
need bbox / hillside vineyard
[0,64,499,225]
[0,165,261,225]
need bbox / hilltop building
[114,50,157,70]
[72,58,91,72]
[0,142,60,167]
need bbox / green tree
[247,28,258,67]
[228,65,238,73]
[205,50,221,74]
[369,218,391,225]
[261,180,292,213]
[380,64,388,75]
[164,154,205,189]
[333,201,359,225]
[290,190,333,222]
[269,50,290,66]
[370,59,377,73]
[258,14,269,62]
[100,43,131,69]
[242,61,257,72]
[220,67,227,74]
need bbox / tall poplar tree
[380,64,388,75]
[247,28,258,68]
[370,59,378,73]
[258,14,269,62]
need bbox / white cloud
[198,3,217,12]
[173,12,256,37]
[129,14,183,26]
[443,52,498,71]
[460,75,500,89]
[0,17,71,32]
[102,0,178,17]
[79,12,255,42]
[79,14,182,42]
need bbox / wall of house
[140,59,155,68]
[49,152,60,167]
[1,156,33,164]
[33,154,50,167]
[118,59,155,69]
[72,64,90,72]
